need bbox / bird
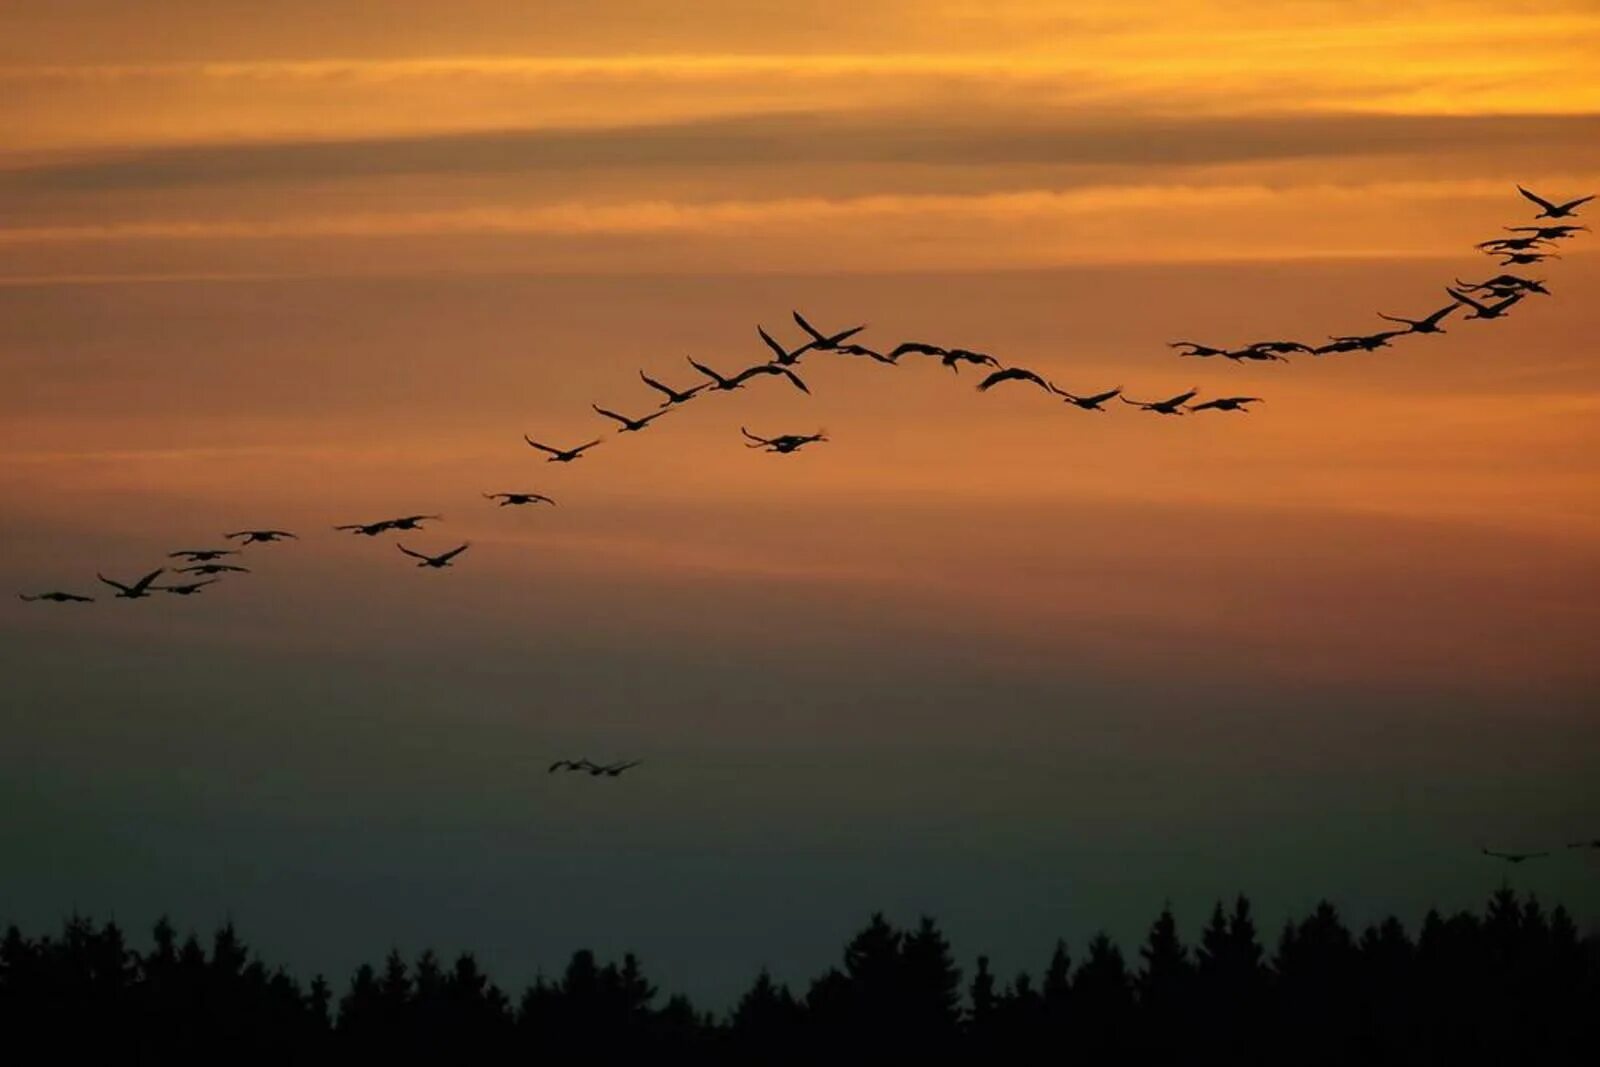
[168,548,238,562]
[688,357,810,395]
[382,515,440,531]
[484,492,555,507]
[638,370,707,407]
[888,342,1000,373]
[1481,847,1548,864]
[177,563,250,575]
[831,343,896,364]
[591,403,672,433]
[157,578,219,596]
[593,760,642,777]
[1516,185,1595,219]
[525,436,602,462]
[224,530,297,544]
[741,427,827,454]
[397,543,470,569]
[1122,389,1199,415]
[1168,341,1230,358]
[1377,304,1459,334]
[1475,235,1551,252]
[547,759,594,774]
[791,311,866,354]
[1246,340,1316,355]
[97,569,165,599]
[1323,330,1406,352]
[975,367,1059,395]
[335,520,395,536]
[1505,224,1587,240]
[1311,338,1367,356]
[1224,347,1288,363]
[18,591,94,603]
[1454,274,1550,296]
[1497,250,1558,266]
[1447,288,1524,320]
[758,326,808,366]
[1057,387,1122,411]
[1189,396,1263,413]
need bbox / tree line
[2,888,1594,1063]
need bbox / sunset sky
[2,1,1597,1002]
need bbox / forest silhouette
[2,889,1594,1063]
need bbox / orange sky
[1,0,1597,1001]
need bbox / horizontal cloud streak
[6,112,1596,193]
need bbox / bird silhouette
[335,520,395,536]
[975,367,1059,395]
[225,530,297,544]
[547,759,594,774]
[484,492,555,507]
[525,437,602,462]
[638,369,707,407]
[18,591,94,603]
[1188,396,1263,413]
[397,543,470,569]
[1324,330,1406,351]
[382,515,440,531]
[741,427,827,453]
[1223,347,1288,363]
[1496,250,1558,266]
[592,404,672,433]
[157,578,219,596]
[1245,340,1316,355]
[1447,288,1524,320]
[1516,185,1595,219]
[1475,235,1550,252]
[1168,341,1230,358]
[791,311,866,354]
[97,569,165,599]
[177,563,250,575]
[1455,275,1550,296]
[594,760,642,777]
[1311,338,1367,355]
[758,325,808,366]
[1377,304,1459,334]
[688,357,810,395]
[832,343,896,364]
[1481,847,1548,864]
[1122,389,1199,415]
[888,342,1000,373]
[168,548,238,562]
[1505,224,1587,240]
[1057,387,1122,411]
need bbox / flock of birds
[1482,840,1600,865]
[14,186,1598,803]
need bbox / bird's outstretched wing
[130,569,165,593]
[1517,185,1558,213]
[1557,194,1596,212]
[758,326,793,362]
[571,439,602,454]
[1446,288,1490,313]
[687,357,725,383]
[889,342,946,359]
[436,544,470,563]
[740,427,773,446]
[639,370,675,398]
[791,311,827,343]
[523,436,560,455]
[396,544,430,561]
[591,405,630,426]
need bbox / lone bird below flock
[592,404,672,433]
[225,530,297,545]
[975,367,1058,395]
[742,427,827,454]
[484,492,555,507]
[18,590,94,603]
[1516,185,1595,219]
[397,543,470,569]
[525,437,602,462]
[1122,389,1199,415]
[1189,396,1263,413]
[98,569,165,599]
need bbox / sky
[2,1,1597,1006]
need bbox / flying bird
[525,436,602,462]
[397,543,470,569]
[1496,250,1558,266]
[1188,396,1263,413]
[157,579,219,596]
[638,370,707,407]
[1481,847,1548,864]
[1311,338,1367,356]
[1057,387,1122,411]
[831,343,896,364]
[1475,235,1550,252]
[484,492,555,507]
[1223,347,1288,363]
[888,342,1000,373]
[177,563,250,575]
[1454,274,1549,296]
[1324,330,1406,351]
[97,569,165,599]
[741,427,827,454]
[335,520,395,537]
[1169,341,1230,358]
[1377,304,1459,334]
[168,548,238,562]
[380,515,440,531]
[1122,389,1199,415]
[548,759,594,774]
[1447,288,1524,320]
[758,325,808,366]
[594,760,642,777]
[791,311,866,354]
[1516,185,1595,219]
[225,530,297,544]
[1505,224,1587,240]
[975,367,1059,395]
[591,403,672,433]
[1245,340,1316,355]
[688,357,810,395]
[18,591,94,603]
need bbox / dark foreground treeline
[2,889,1595,1064]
